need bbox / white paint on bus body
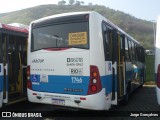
[155,15,160,105]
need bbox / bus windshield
[31,21,89,51]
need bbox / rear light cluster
[87,65,102,95]
[157,64,160,88]
[27,66,32,90]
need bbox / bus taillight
[27,66,32,89]
[88,65,102,95]
[27,80,32,90]
[157,64,160,88]
[91,85,97,92]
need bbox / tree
[75,0,81,6]
[69,0,75,5]
[88,2,93,6]
[58,0,66,5]
[80,1,84,5]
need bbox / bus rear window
[31,22,89,51]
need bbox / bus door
[111,29,119,105]
[1,34,8,104]
[103,24,117,106]
[117,34,126,100]
[7,35,27,102]
[21,38,27,97]
[0,33,4,107]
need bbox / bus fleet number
[71,77,82,83]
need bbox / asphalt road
[54,85,160,120]
[0,85,160,120]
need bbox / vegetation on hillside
[0,0,154,49]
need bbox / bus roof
[0,23,28,34]
[31,11,92,24]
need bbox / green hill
[0,4,154,49]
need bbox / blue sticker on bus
[31,75,39,82]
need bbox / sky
[0,0,159,21]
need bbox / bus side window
[128,39,132,61]
[131,41,135,61]
[125,37,129,61]
[137,45,140,62]
[141,48,145,62]
[135,44,138,61]
[143,48,145,62]
[120,34,125,61]
[102,23,112,61]
[102,24,109,61]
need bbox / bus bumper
[27,88,111,110]
[156,86,160,105]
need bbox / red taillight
[157,64,160,88]
[27,66,32,90]
[33,93,37,96]
[87,65,102,95]
[80,97,86,100]
[27,80,32,89]
[91,85,97,92]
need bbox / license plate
[52,99,65,105]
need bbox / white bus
[155,15,160,105]
[27,11,145,110]
[0,23,28,108]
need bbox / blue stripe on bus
[31,74,114,95]
[48,75,90,84]
[0,75,3,92]
[31,68,144,95]
[31,75,90,95]
[101,75,112,94]
[31,75,90,84]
